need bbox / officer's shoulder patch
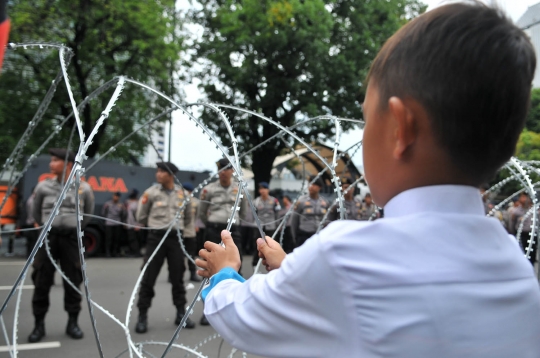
[141,193,149,205]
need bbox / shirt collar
[384,185,484,218]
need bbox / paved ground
[0,237,266,358]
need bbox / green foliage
[0,0,182,164]
[516,129,540,161]
[190,0,426,183]
[525,88,540,133]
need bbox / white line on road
[0,285,34,290]
[0,262,26,265]
[0,341,61,352]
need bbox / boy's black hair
[367,1,536,185]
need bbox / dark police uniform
[30,148,94,342]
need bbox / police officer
[28,148,94,343]
[181,182,201,282]
[328,177,363,221]
[198,157,246,325]
[359,193,379,221]
[252,181,280,266]
[102,191,126,257]
[134,162,195,333]
[291,176,329,247]
[277,195,295,253]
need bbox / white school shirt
[204,185,540,357]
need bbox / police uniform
[30,148,94,342]
[252,195,280,265]
[197,159,247,326]
[182,182,200,281]
[291,194,329,247]
[277,202,295,253]
[102,194,126,257]
[198,180,246,252]
[328,196,364,221]
[135,161,194,331]
[359,202,378,221]
[253,196,281,232]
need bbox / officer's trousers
[31,229,82,318]
[105,224,123,256]
[184,237,197,274]
[23,224,39,258]
[137,230,187,312]
[282,226,295,253]
[205,222,243,271]
[295,229,315,248]
[252,228,275,266]
[126,228,142,256]
[196,227,206,252]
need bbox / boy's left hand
[196,230,241,278]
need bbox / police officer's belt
[49,227,77,236]
[149,229,179,237]
[206,222,238,230]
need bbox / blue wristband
[201,267,245,301]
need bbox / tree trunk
[251,148,280,197]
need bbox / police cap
[156,161,179,174]
[182,182,194,191]
[48,148,75,162]
[217,158,231,170]
[258,181,269,189]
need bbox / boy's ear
[388,96,417,160]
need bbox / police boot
[135,311,148,334]
[175,310,195,329]
[66,312,84,339]
[28,316,45,343]
[199,314,209,326]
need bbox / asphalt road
[0,238,266,358]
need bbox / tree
[516,129,540,161]
[0,0,182,164]
[525,88,540,133]
[189,0,426,186]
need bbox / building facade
[518,3,540,88]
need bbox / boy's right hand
[256,236,286,271]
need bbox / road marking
[0,285,34,290]
[0,262,26,265]
[0,341,61,352]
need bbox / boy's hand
[257,236,286,271]
[196,230,241,278]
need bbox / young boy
[196,2,540,357]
